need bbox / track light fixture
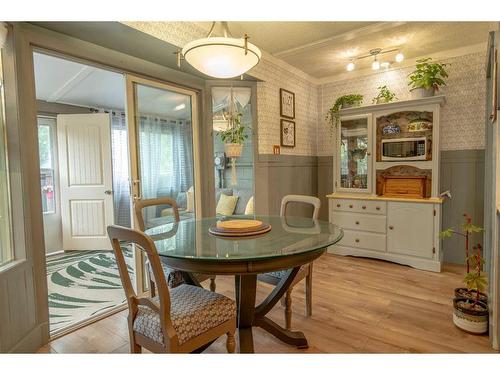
[345,47,404,72]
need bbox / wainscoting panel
[317,156,334,221]
[255,154,318,217]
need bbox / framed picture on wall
[280,88,295,119]
[280,119,296,148]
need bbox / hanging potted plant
[325,94,363,133]
[440,214,487,303]
[452,244,489,334]
[217,112,247,158]
[372,85,397,104]
[408,57,449,99]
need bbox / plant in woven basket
[217,112,247,144]
[463,244,487,307]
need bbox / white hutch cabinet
[327,96,446,272]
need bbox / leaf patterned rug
[46,249,134,334]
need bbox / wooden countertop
[326,192,444,204]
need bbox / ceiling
[34,52,191,118]
[194,21,492,79]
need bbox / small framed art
[280,88,295,119]
[280,119,296,148]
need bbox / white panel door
[57,114,114,250]
[387,202,434,259]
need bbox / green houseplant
[217,112,248,158]
[325,94,363,133]
[408,57,449,98]
[372,85,397,104]
[452,244,489,334]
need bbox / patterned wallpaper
[318,51,487,156]
[123,22,487,156]
[123,21,319,156]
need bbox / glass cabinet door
[338,116,371,192]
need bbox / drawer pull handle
[389,225,394,230]
[349,204,353,208]
[355,239,360,243]
[355,221,360,225]
[376,207,381,211]
[336,204,341,208]
[362,205,366,209]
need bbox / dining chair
[107,225,236,353]
[257,194,321,329]
[134,197,217,294]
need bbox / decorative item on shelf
[408,119,433,132]
[180,21,262,79]
[408,58,449,99]
[376,165,432,197]
[440,215,488,334]
[372,85,397,104]
[280,119,296,148]
[382,123,401,135]
[325,94,364,133]
[280,88,295,119]
[217,110,247,186]
[349,147,367,161]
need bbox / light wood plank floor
[38,254,497,353]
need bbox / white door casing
[57,113,114,250]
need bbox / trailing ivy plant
[217,112,248,144]
[408,58,449,91]
[325,94,363,133]
[372,85,397,104]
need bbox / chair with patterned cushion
[134,197,217,293]
[257,195,320,329]
[107,225,236,353]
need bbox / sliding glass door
[125,75,200,292]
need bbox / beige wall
[318,51,487,155]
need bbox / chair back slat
[107,225,175,340]
[280,194,321,220]
[134,197,180,231]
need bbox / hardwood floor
[38,254,497,353]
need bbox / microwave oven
[381,137,427,161]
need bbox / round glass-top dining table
[145,215,343,353]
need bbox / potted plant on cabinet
[440,214,487,303]
[452,244,489,334]
[372,85,397,104]
[408,57,449,99]
[325,94,363,133]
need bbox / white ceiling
[33,52,191,118]
[194,21,492,79]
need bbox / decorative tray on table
[209,219,272,237]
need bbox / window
[37,117,57,214]
[0,55,13,267]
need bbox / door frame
[2,22,211,350]
[125,74,202,294]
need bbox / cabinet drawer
[337,229,386,252]
[331,199,386,215]
[331,211,386,233]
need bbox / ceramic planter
[374,97,389,104]
[410,87,435,99]
[341,102,361,109]
[452,298,489,334]
[224,143,243,158]
[455,287,488,304]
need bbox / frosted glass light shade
[372,59,380,70]
[182,37,262,79]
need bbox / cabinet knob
[349,204,353,208]
[355,239,360,243]
[362,205,366,209]
[389,225,394,230]
[336,204,341,208]
[367,152,371,156]
[355,221,360,225]
[376,207,380,211]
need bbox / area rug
[46,249,134,334]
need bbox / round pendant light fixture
[181,22,262,79]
